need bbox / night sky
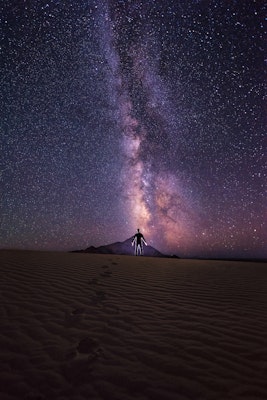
[1,0,266,258]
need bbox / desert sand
[0,250,266,400]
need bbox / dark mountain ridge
[72,237,179,258]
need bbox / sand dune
[0,250,266,400]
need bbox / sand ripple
[0,250,266,399]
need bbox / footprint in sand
[65,306,93,326]
[95,289,106,297]
[100,270,112,277]
[65,336,102,360]
[77,336,103,363]
[90,289,107,305]
[100,265,112,277]
[88,278,99,285]
[72,308,86,315]
[65,310,84,326]
[77,336,99,353]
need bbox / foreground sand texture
[0,250,266,400]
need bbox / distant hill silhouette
[72,237,179,258]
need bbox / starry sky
[1,0,266,258]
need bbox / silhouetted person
[132,228,147,256]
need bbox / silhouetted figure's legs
[135,244,143,256]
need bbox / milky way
[100,2,199,253]
[0,0,266,257]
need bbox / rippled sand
[0,250,266,400]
